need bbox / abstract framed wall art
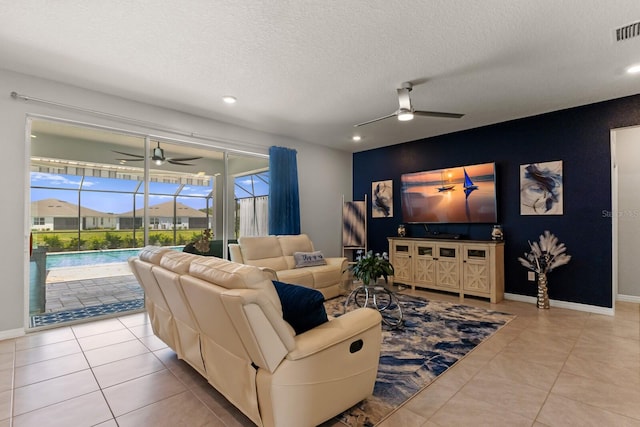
[520,160,563,215]
[372,180,393,218]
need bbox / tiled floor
[1,289,639,427]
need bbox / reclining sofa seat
[228,234,347,299]
[129,246,382,427]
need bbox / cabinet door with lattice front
[413,243,436,286]
[390,242,412,284]
[435,245,460,289]
[462,245,490,294]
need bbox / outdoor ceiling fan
[114,141,202,166]
[354,81,464,127]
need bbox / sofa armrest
[228,243,243,263]
[286,308,381,361]
[259,266,278,281]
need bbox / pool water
[46,247,183,269]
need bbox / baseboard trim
[617,294,640,303]
[0,328,25,340]
[504,293,614,316]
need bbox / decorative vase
[537,272,550,309]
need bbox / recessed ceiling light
[30,134,37,138]
[352,135,362,142]
[626,64,640,74]
[222,96,237,104]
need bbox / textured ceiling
[1,1,640,153]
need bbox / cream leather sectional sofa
[229,234,347,299]
[129,246,382,427]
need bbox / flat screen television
[400,162,497,223]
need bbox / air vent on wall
[615,21,640,41]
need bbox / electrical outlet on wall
[527,271,536,281]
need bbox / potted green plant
[351,250,394,286]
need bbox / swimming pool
[46,247,183,269]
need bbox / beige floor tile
[92,352,166,388]
[402,380,459,421]
[77,328,137,351]
[0,369,12,394]
[154,349,208,389]
[94,420,119,427]
[83,338,149,367]
[14,339,81,367]
[551,371,640,420]
[563,353,640,390]
[13,369,98,415]
[0,353,14,372]
[139,333,169,351]
[538,393,640,427]
[0,390,12,422]
[117,311,149,328]
[14,327,75,351]
[475,351,561,391]
[12,391,112,427]
[377,405,427,427]
[13,352,89,387]
[0,341,13,355]
[571,333,640,370]
[582,317,640,342]
[459,373,549,420]
[127,321,155,338]
[102,369,186,416]
[189,381,255,426]
[71,318,126,338]
[429,391,534,427]
[116,390,224,427]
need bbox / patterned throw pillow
[293,251,327,268]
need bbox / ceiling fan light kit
[354,81,464,127]
[397,109,414,121]
[114,141,203,166]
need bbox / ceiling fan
[114,141,202,166]
[354,81,464,127]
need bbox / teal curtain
[268,146,300,235]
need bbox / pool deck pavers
[45,263,142,313]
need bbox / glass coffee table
[344,281,403,327]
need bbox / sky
[30,172,269,214]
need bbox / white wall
[0,68,352,335]
[613,125,640,300]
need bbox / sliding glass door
[27,119,268,329]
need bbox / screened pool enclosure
[28,119,269,328]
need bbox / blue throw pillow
[272,280,328,334]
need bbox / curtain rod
[10,91,268,157]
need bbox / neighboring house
[30,198,117,231]
[31,198,208,231]
[119,200,209,230]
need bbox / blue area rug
[30,299,144,328]
[324,293,515,426]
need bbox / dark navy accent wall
[353,94,640,308]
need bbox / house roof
[32,199,206,218]
[2,2,640,152]
[31,199,115,218]
[120,201,207,218]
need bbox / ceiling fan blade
[113,150,144,158]
[397,87,412,111]
[168,156,203,162]
[354,113,396,127]
[168,160,196,166]
[116,158,144,162]
[414,110,465,119]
